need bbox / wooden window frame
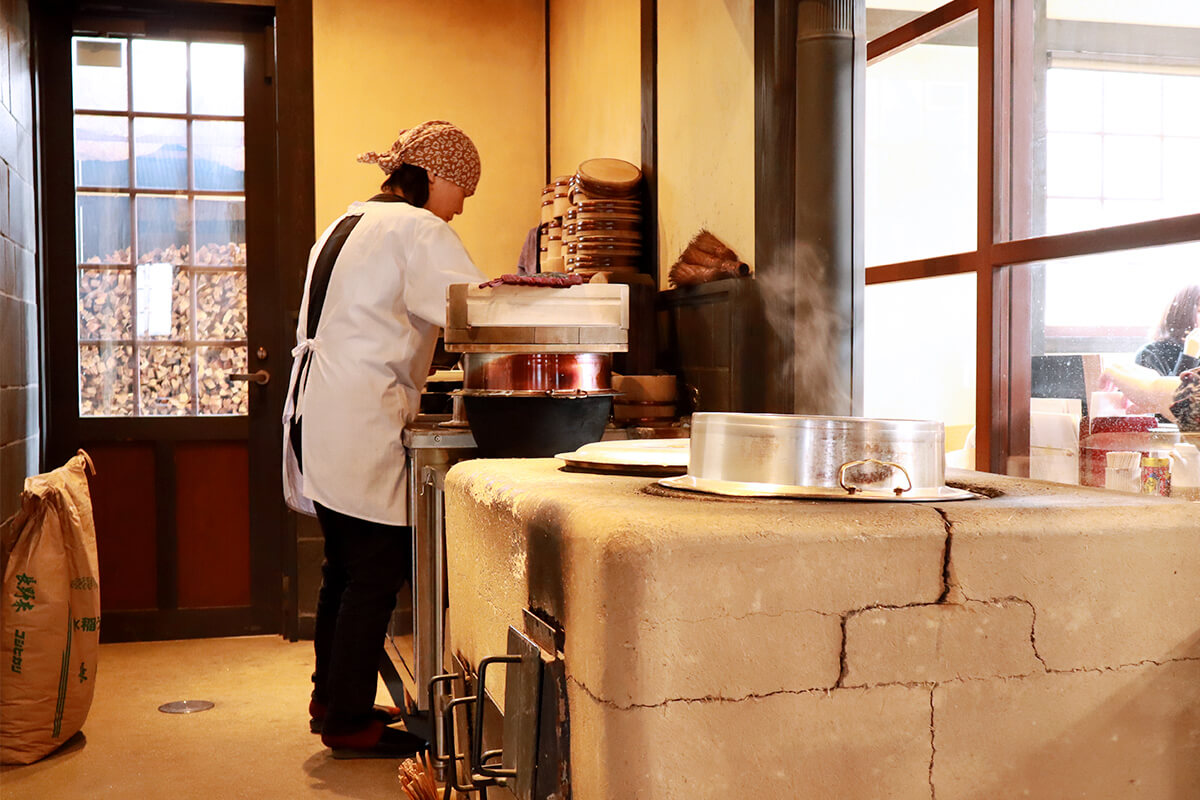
[865,0,1200,473]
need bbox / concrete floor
[0,635,413,799]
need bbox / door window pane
[197,346,248,416]
[194,121,244,191]
[136,263,191,341]
[77,193,131,264]
[73,38,127,111]
[137,195,190,265]
[79,269,133,340]
[1007,6,1200,239]
[75,115,129,188]
[134,117,189,190]
[191,43,244,116]
[132,39,187,114]
[864,273,977,462]
[866,15,978,266]
[195,199,246,266]
[196,272,247,341]
[80,344,135,416]
[140,345,193,415]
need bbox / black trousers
[312,502,412,735]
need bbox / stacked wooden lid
[540,158,643,279]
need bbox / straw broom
[668,229,749,288]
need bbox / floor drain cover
[158,700,215,714]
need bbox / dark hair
[381,163,430,207]
[1154,284,1200,343]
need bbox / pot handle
[838,459,913,496]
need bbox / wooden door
[37,6,289,642]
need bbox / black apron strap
[290,212,365,473]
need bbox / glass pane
[79,343,135,416]
[77,193,131,264]
[1018,241,1200,492]
[197,345,248,415]
[137,195,190,265]
[194,121,245,191]
[196,272,247,341]
[75,115,129,188]
[190,43,245,116]
[72,37,127,112]
[131,39,187,114]
[78,269,133,340]
[864,272,977,462]
[866,16,978,266]
[866,1,950,40]
[139,345,193,415]
[134,117,188,190]
[195,199,246,265]
[136,263,191,341]
[1007,7,1200,240]
[1048,0,1200,28]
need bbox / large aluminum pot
[672,412,965,500]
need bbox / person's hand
[1102,361,1181,418]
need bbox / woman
[281,120,485,758]
[1134,284,1200,376]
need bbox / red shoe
[308,699,405,734]
[321,719,426,759]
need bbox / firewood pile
[78,270,133,339]
[81,241,247,267]
[198,346,248,415]
[196,272,247,340]
[79,344,134,416]
[139,345,192,415]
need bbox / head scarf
[357,120,481,196]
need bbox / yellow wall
[656,0,755,288]
[547,0,641,179]
[312,0,545,277]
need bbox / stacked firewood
[78,270,133,339]
[198,346,248,415]
[139,346,192,415]
[81,241,247,267]
[196,272,247,340]
[668,229,750,288]
[79,344,134,416]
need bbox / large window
[865,0,1200,482]
[73,36,248,417]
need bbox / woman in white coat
[282,120,485,758]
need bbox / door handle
[228,369,270,385]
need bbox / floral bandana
[1171,368,1200,432]
[357,120,481,196]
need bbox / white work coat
[281,197,484,525]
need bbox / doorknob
[228,369,270,385]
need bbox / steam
[756,240,851,416]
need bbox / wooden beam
[867,0,978,63]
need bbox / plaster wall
[445,460,1200,799]
[547,0,641,180]
[311,0,545,277]
[655,0,755,289]
[0,0,38,520]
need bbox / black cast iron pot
[462,394,613,458]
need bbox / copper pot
[461,352,613,396]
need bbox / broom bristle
[688,229,738,260]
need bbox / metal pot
[463,394,613,458]
[462,352,611,395]
[661,413,976,501]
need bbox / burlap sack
[0,451,101,765]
